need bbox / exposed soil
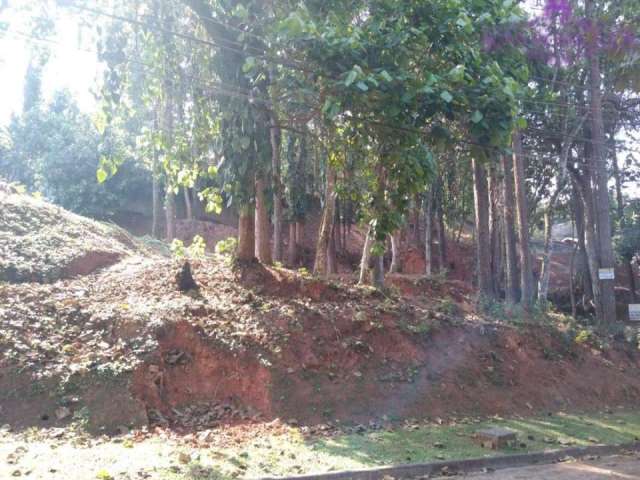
[0,186,138,283]
[2,188,640,438]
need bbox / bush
[574,329,592,345]
[171,235,207,259]
[215,236,237,256]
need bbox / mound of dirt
[0,184,138,283]
[2,198,640,435]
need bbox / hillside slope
[1,186,640,435]
[0,181,139,283]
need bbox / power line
[0,27,281,108]
[2,25,637,162]
[65,2,310,73]
[46,2,640,124]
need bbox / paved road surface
[449,453,640,479]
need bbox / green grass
[160,410,640,479]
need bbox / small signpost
[598,268,615,280]
[630,304,640,322]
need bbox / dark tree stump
[176,261,198,292]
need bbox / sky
[0,2,102,125]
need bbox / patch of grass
[159,410,640,479]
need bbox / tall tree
[472,158,494,298]
[585,0,617,323]
[501,154,519,304]
[512,130,535,306]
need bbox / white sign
[598,268,615,280]
[630,304,640,322]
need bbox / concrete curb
[258,442,640,480]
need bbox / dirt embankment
[131,266,640,427]
[2,186,640,436]
[0,184,139,283]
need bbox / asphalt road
[451,453,640,479]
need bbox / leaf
[232,4,249,20]
[440,91,453,103]
[345,70,358,86]
[356,81,369,91]
[471,110,484,123]
[242,56,256,73]
[96,470,114,480]
[448,65,465,82]
[379,70,393,82]
[516,117,527,129]
[96,168,108,184]
[322,97,341,119]
[282,13,305,36]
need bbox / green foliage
[171,235,206,260]
[297,267,311,278]
[0,87,149,219]
[96,470,114,480]
[574,329,592,345]
[215,237,238,257]
[613,199,640,270]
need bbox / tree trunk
[359,226,373,285]
[425,190,434,276]
[472,158,494,299]
[270,115,283,262]
[413,196,421,247]
[629,262,638,302]
[575,174,603,321]
[573,184,592,300]
[586,0,617,323]
[335,200,342,252]
[295,221,304,245]
[538,116,586,303]
[313,167,337,276]
[512,130,534,307]
[165,189,176,241]
[160,3,175,243]
[327,222,337,274]
[389,231,401,273]
[538,210,553,302]
[191,182,200,219]
[152,169,161,239]
[237,204,255,262]
[570,238,578,318]
[184,187,193,220]
[255,175,272,264]
[342,212,348,256]
[488,165,503,294]
[501,154,519,304]
[372,253,384,289]
[437,194,447,272]
[610,134,625,229]
[288,222,298,266]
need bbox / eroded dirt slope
[1,186,640,435]
[0,182,139,283]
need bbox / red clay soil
[130,262,640,428]
[175,219,239,250]
[63,250,123,277]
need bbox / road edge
[258,441,640,480]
